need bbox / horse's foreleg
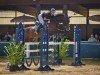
[49,36,52,41]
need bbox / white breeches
[38,13,44,25]
[34,14,44,33]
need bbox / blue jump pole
[16,22,29,70]
[52,34,61,65]
[16,22,25,43]
[71,25,84,66]
[38,20,54,71]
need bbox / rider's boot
[34,30,38,34]
[34,26,38,34]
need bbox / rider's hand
[48,20,50,23]
[44,17,47,20]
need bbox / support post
[16,22,25,43]
[71,25,84,66]
[35,0,41,19]
[16,22,29,70]
[86,9,89,40]
[63,5,68,15]
[37,20,54,71]
[63,4,70,35]
[52,34,61,65]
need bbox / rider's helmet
[50,8,56,15]
[50,8,56,12]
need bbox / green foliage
[4,42,25,66]
[59,37,70,59]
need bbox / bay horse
[25,14,70,42]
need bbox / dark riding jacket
[42,12,55,20]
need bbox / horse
[25,13,70,42]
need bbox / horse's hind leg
[49,36,53,41]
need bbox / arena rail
[25,42,75,58]
[25,42,75,45]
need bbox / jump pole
[71,25,84,66]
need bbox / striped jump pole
[71,25,84,66]
[37,20,54,71]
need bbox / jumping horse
[25,14,70,42]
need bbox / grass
[0,57,100,75]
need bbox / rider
[34,8,56,34]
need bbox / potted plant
[59,37,70,64]
[59,40,70,58]
[4,42,25,72]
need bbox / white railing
[25,42,75,58]
[25,42,75,45]
[0,42,9,43]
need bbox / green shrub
[4,42,25,66]
[59,38,70,59]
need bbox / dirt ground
[0,58,100,75]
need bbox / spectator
[7,32,12,39]
[3,34,8,42]
[94,34,99,42]
[11,33,16,42]
[4,32,12,42]
[4,34,10,42]
[88,34,97,42]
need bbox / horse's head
[55,14,70,31]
